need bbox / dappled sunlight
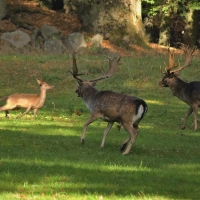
[2,154,200,199]
[166,163,200,171]
[2,157,152,173]
[141,124,154,130]
[145,99,164,105]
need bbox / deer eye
[168,73,175,78]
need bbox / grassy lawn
[0,50,200,199]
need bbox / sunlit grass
[0,52,200,199]
[145,100,164,105]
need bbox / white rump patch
[132,105,144,123]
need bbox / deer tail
[132,101,148,124]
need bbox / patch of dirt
[0,0,141,56]
[2,0,81,35]
[0,0,190,57]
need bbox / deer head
[159,43,198,87]
[70,52,121,96]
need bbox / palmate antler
[89,56,121,82]
[169,43,198,73]
[71,53,121,83]
[161,43,199,75]
[165,48,178,72]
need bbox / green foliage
[142,0,200,16]
[188,1,200,10]
[0,52,200,199]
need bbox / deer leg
[121,123,138,155]
[33,108,38,119]
[81,113,99,144]
[100,122,114,148]
[120,136,131,151]
[0,105,16,118]
[181,107,193,130]
[120,124,139,152]
[5,110,11,118]
[192,105,198,131]
[16,106,32,119]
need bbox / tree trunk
[158,3,171,47]
[183,7,198,46]
[64,0,148,48]
[0,0,6,20]
[158,13,171,46]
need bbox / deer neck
[168,77,189,102]
[34,88,47,108]
[82,86,99,110]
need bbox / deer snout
[159,81,164,86]
[49,86,54,89]
[159,80,168,87]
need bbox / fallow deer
[159,44,199,130]
[0,79,54,119]
[71,53,148,155]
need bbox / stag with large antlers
[71,53,148,155]
[159,43,199,130]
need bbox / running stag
[71,53,148,155]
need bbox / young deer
[0,79,54,119]
[159,44,199,130]
[71,53,148,155]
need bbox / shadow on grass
[0,121,200,199]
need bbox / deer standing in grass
[71,53,148,155]
[159,44,199,130]
[0,79,54,119]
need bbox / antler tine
[70,52,84,82]
[89,56,121,82]
[170,43,198,73]
[160,66,166,74]
[165,48,177,72]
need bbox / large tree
[182,1,200,46]
[64,0,148,48]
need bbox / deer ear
[36,79,42,85]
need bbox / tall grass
[0,50,200,199]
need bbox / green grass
[0,51,200,199]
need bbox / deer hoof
[6,115,11,119]
[120,144,127,151]
[122,151,129,155]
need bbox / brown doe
[159,43,199,130]
[71,53,148,155]
[0,79,54,119]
